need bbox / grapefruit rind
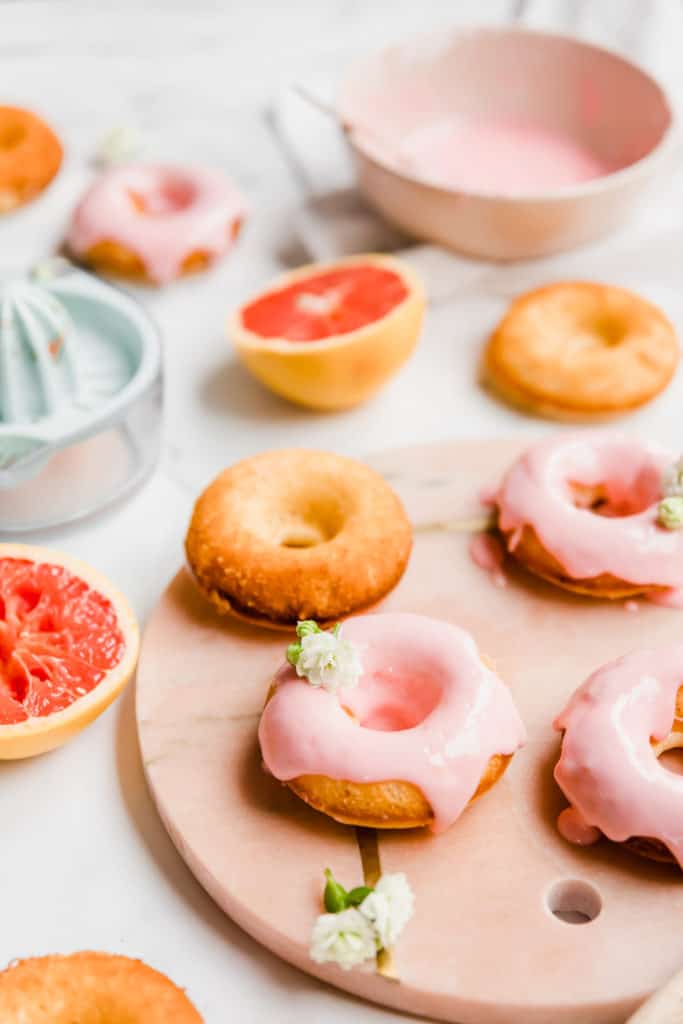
[229,254,425,410]
[0,543,139,759]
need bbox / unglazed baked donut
[259,613,526,831]
[67,163,245,284]
[484,282,678,420]
[0,952,202,1022]
[0,106,62,212]
[185,450,412,627]
[496,433,683,601]
[555,645,683,868]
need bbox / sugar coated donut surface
[484,282,678,420]
[259,613,526,832]
[185,449,412,626]
[555,645,683,867]
[0,106,62,212]
[0,952,202,1023]
[67,163,245,284]
[496,433,683,599]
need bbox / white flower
[95,124,141,168]
[292,625,362,693]
[658,496,683,530]
[359,873,415,949]
[310,907,377,969]
[663,457,683,498]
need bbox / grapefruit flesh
[0,557,126,725]
[241,265,409,341]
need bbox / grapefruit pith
[0,544,139,759]
[230,254,424,410]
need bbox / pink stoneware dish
[337,27,676,260]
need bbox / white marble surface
[0,2,682,1021]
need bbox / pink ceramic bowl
[337,26,676,261]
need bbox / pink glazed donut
[67,163,245,285]
[555,645,683,867]
[258,612,526,832]
[496,433,683,602]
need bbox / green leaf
[286,642,302,667]
[346,885,373,906]
[296,620,321,638]
[323,868,349,913]
[332,623,342,638]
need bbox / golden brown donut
[484,282,678,420]
[185,449,412,627]
[0,106,62,212]
[0,952,202,1023]
[288,752,511,829]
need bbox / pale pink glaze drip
[648,588,683,609]
[555,645,683,865]
[497,433,683,592]
[395,117,612,195]
[67,163,246,284]
[478,484,498,508]
[557,806,601,846]
[258,613,526,833]
[469,533,506,588]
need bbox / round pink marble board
[136,440,683,1024]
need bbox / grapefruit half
[229,254,425,410]
[0,543,139,759]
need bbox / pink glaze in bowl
[338,26,676,261]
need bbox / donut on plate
[0,952,202,1023]
[495,433,683,601]
[484,282,678,421]
[0,106,62,213]
[66,163,245,285]
[258,612,526,831]
[185,450,412,628]
[555,645,683,867]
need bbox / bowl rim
[338,23,679,204]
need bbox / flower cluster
[310,868,414,970]
[663,457,683,499]
[659,459,683,530]
[286,620,363,694]
[95,124,141,168]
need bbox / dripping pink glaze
[557,806,601,846]
[67,163,246,284]
[258,613,526,833]
[394,117,612,195]
[496,433,683,591]
[469,533,506,588]
[555,645,683,865]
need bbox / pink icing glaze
[394,117,612,195]
[555,645,683,865]
[469,533,506,588]
[497,433,683,591]
[557,806,601,847]
[258,613,526,833]
[648,587,683,608]
[67,163,246,284]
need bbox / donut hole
[0,120,26,150]
[588,312,628,347]
[346,668,442,732]
[545,879,602,925]
[127,176,196,216]
[658,747,683,776]
[569,469,661,518]
[276,493,347,548]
